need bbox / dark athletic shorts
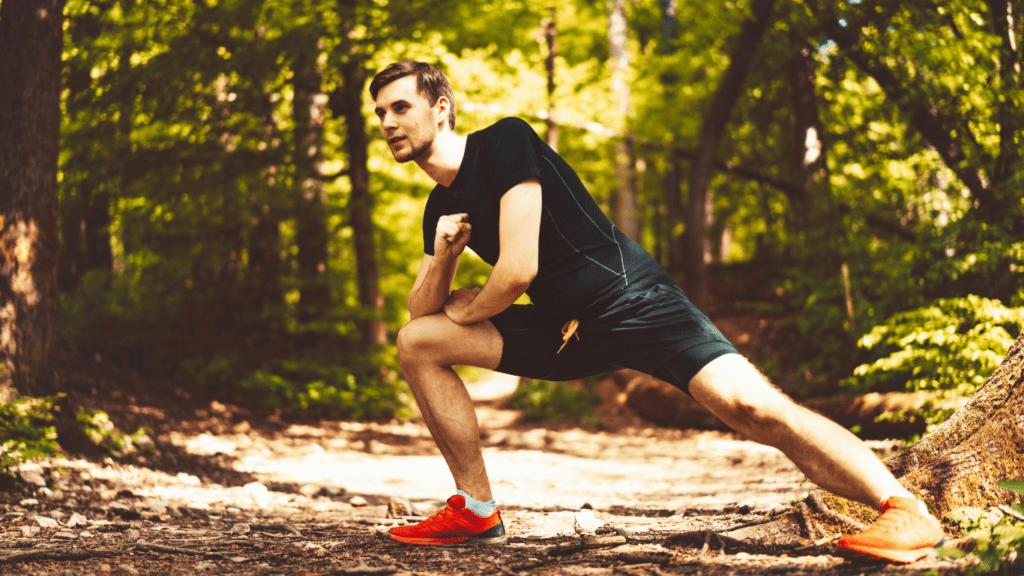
[490,283,738,395]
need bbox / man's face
[374,76,444,164]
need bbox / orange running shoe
[389,494,507,546]
[837,496,944,563]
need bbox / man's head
[370,61,456,163]
[370,61,456,130]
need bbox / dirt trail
[1,371,962,575]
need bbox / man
[370,60,944,562]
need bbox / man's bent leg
[687,354,908,507]
[397,313,503,502]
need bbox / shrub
[506,379,603,427]
[238,358,410,421]
[940,480,1024,573]
[0,396,61,476]
[843,296,1024,431]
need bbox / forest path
[226,370,808,514]
[3,370,959,575]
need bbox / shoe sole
[837,539,944,564]
[389,533,507,546]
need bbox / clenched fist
[435,213,472,260]
[444,286,480,325]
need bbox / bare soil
[1,365,968,576]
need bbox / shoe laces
[420,503,459,529]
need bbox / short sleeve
[485,118,543,198]
[422,187,460,256]
[422,191,442,256]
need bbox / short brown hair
[369,60,456,130]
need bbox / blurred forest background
[2,0,1024,443]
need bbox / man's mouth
[389,136,405,147]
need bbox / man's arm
[408,213,472,320]
[445,178,541,325]
[408,252,458,320]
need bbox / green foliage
[53,0,1024,414]
[0,397,62,476]
[845,296,1024,394]
[938,480,1024,574]
[506,379,603,427]
[843,296,1024,431]
[77,408,152,457]
[237,359,411,420]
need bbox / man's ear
[436,96,450,130]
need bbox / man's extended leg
[688,354,904,506]
[396,312,503,502]
[687,354,943,562]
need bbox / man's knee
[691,355,793,435]
[397,317,437,367]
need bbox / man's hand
[444,287,480,325]
[435,213,472,260]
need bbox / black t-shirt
[422,117,674,325]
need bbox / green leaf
[997,480,1024,495]
[936,547,966,560]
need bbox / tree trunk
[985,0,1020,183]
[338,61,387,347]
[663,149,685,283]
[292,38,331,325]
[59,11,98,292]
[685,0,775,312]
[608,0,639,243]
[58,188,87,292]
[0,0,64,397]
[886,331,1024,513]
[544,7,559,153]
[790,45,825,227]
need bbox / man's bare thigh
[399,313,503,370]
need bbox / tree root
[129,542,226,559]
[541,535,627,557]
[791,533,842,552]
[0,547,120,565]
[664,530,742,555]
[792,502,822,540]
[805,492,868,532]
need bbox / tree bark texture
[0,0,65,397]
[887,331,1024,513]
[339,61,386,347]
[684,0,775,312]
[292,39,331,324]
[607,0,639,243]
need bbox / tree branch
[315,167,349,181]
[815,11,997,210]
[672,147,917,241]
[985,0,1021,183]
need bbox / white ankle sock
[457,490,497,517]
[879,492,929,515]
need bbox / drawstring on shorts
[557,319,579,354]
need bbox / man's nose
[381,112,397,131]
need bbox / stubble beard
[393,137,432,164]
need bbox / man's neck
[416,130,467,188]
